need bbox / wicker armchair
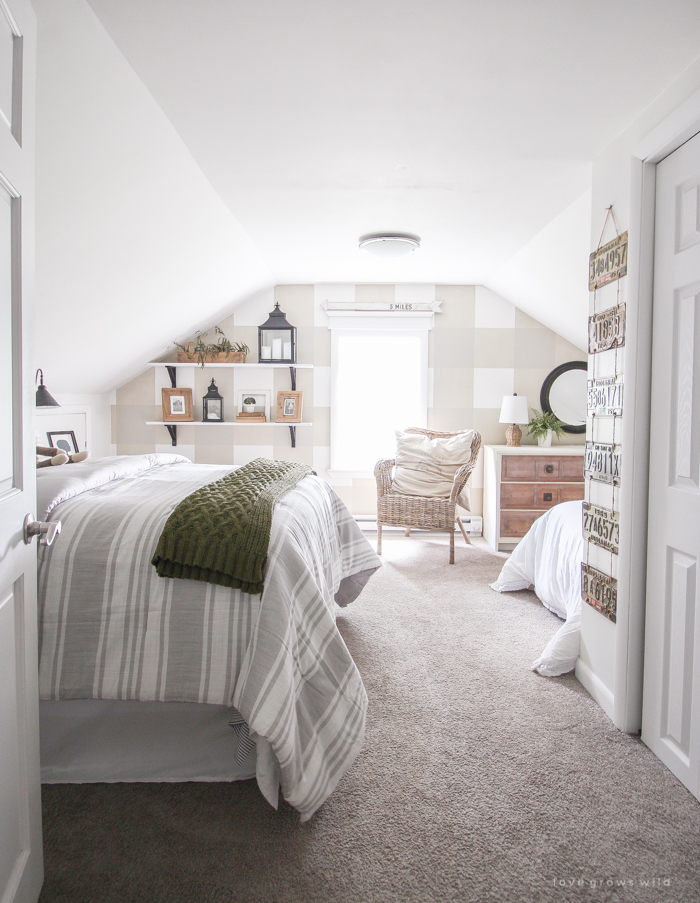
[374,428,482,564]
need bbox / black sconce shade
[36,369,60,407]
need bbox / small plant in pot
[242,396,257,413]
[528,408,565,447]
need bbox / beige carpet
[39,535,700,902]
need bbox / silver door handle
[23,515,62,546]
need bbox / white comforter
[37,455,381,820]
[490,500,584,676]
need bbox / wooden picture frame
[47,430,79,454]
[162,387,194,422]
[275,390,303,423]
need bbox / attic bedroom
[2,1,700,901]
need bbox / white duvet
[490,500,584,676]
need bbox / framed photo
[275,390,303,423]
[47,430,79,454]
[162,387,194,422]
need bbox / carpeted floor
[39,535,700,903]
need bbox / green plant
[174,327,250,367]
[527,408,565,440]
[243,396,256,405]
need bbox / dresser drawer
[501,455,584,482]
[500,510,543,538]
[500,482,586,510]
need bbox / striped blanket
[37,455,381,820]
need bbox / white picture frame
[237,390,271,420]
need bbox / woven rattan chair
[374,428,482,564]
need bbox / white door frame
[615,87,700,733]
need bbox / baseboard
[575,658,615,722]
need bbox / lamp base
[505,423,522,447]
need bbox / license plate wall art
[581,563,617,623]
[588,304,626,354]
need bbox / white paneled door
[0,1,42,902]
[642,129,700,800]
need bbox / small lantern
[202,378,224,422]
[258,302,297,363]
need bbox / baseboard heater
[355,515,483,536]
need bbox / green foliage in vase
[174,326,250,367]
[243,397,256,405]
[527,408,565,439]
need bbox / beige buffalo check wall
[113,284,585,515]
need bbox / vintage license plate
[583,502,620,554]
[587,377,624,416]
[589,231,628,290]
[581,563,617,622]
[585,442,622,484]
[588,304,626,353]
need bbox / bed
[490,500,584,677]
[36,454,381,821]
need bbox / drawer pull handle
[545,464,554,473]
[543,492,553,502]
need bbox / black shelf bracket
[289,426,296,448]
[166,424,177,446]
[289,366,296,391]
[166,365,177,388]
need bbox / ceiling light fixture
[359,234,420,258]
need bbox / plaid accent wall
[113,284,585,514]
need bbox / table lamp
[499,393,529,447]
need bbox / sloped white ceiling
[486,191,592,351]
[34,0,273,394]
[34,1,700,391]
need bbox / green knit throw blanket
[152,458,313,594]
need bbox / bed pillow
[391,429,476,510]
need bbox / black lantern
[258,302,297,363]
[202,378,224,422]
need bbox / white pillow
[391,429,476,509]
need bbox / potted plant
[242,396,257,413]
[528,408,565,447]
[175,327,250,365]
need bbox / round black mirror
[540,361,588,434]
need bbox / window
[330,324,428,472]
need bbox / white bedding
[490,500,584,676]
[37,455,381,820]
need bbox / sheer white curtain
[330,325,428,472]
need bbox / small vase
[538,430,553,448]
[243,404,256,413]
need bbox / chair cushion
[391,430,477,510]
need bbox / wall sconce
[36,369,60,407]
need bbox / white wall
[33,0,273,397]
[578,54,700,728]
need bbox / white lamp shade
[499,394,529,424]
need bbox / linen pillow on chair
[391,429,477,509]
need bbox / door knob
[23,515,61,546]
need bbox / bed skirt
[40,700,257,783]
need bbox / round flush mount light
[359,234,420,258]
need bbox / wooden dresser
[483,445,585,551]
